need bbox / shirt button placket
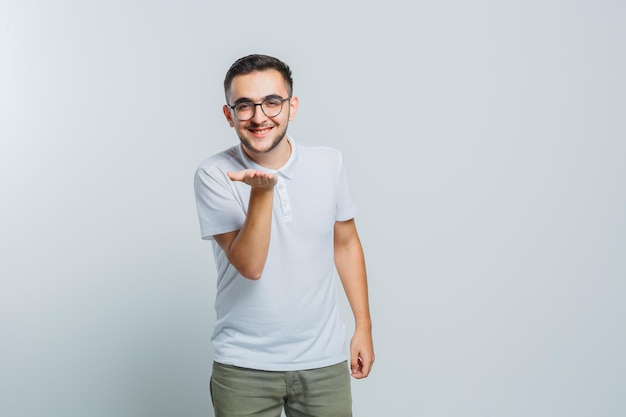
[276,177,292,220]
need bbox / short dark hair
[224,54,293,99]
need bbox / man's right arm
[213,169,276,280]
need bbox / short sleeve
[335,154,358,221]
[194,167,246,240]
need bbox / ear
[223,105,235,127]
[288,96,299,121]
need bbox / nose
[250,103,268,123]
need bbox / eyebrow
[232,94,284,105]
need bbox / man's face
[223,69,298,156]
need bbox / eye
[264,99,281,108]
[235,102,253,111]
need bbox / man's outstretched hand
[228,169,277,189]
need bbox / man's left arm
[334,218,375,379]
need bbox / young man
[194,54,374,417]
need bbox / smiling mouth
[248,126,274,136]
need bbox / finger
[227,170,253,182]
[228,170,257,183]
[257,172,274,182]
[350,353,360,376]
[360,354,373,378]
[352,352,374,379]
[252,173,276,187]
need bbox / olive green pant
[210,361,352,417]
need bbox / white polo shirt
[194,137,358,371]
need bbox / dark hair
[223,54,293,99]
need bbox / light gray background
[1,1,624,416]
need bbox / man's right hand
[228,169,277,189]
[217,169,276,279]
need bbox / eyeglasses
[227,96,291,121]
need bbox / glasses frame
[227,96,292,121]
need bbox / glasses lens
[261,98,285,118]
[234,102,254,120]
